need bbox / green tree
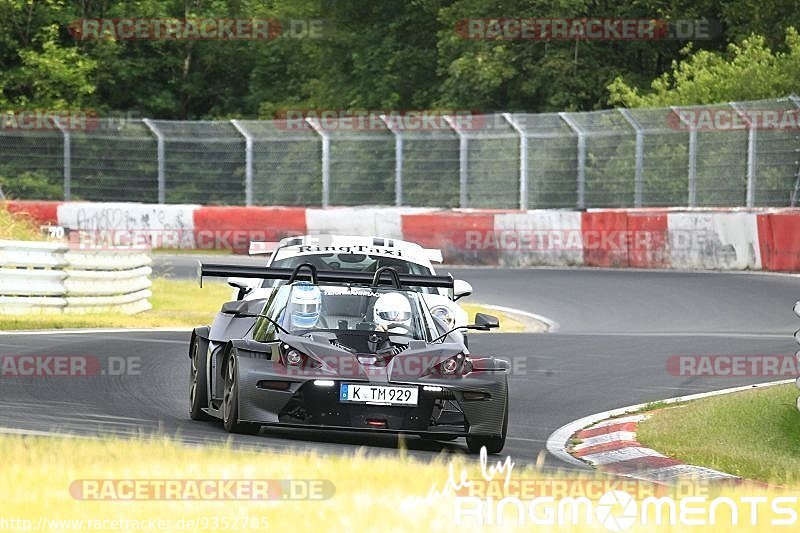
[608,27,800,107]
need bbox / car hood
[278,332,464,382]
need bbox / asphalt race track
[1,255,798,469]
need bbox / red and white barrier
[757,211,800,271]
[5,200,800,271]
[495,210,583,266]
[307,207,435,240]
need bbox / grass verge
[0,278,231,330]
[636,383,800,485]
[1,278,539,333]
[1,431,788,531]
[461,303,547,333]
[0,433,553,532]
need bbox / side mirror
[453,279,473,301]
[469,313,500,331]
[227,276,254,301]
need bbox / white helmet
[373,292,412,332]
[290,282,322,329]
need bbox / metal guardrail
[1,97,799,209]
[0,240,152,314]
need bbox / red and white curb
[569,414,738,483]
[546,379,794,484]
[6,200,800,271]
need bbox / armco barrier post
[380,115,404,206]
[230,119,254,206]
[558,112,585,210]
[305,117,330,208]
[671,106,698,207]
[730,102,756,208]
[789,95,800,208]
[54,117,71,201]
[618,109,644,208]
[443,115,469,208]
[502,113,528,210]
[142,119,166,204]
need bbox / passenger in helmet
[290,282,322,329]
[373,292,413,334]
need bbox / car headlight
[280,344,321,370]
[431,305,455,328]
[430,353,472,377]
[285,349,304,366]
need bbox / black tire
[466,394,508,454]
[222,354,260,434]
[189,336,212,421]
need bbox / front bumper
[236,358,508,437]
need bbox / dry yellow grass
[0,434,508,532]
[1,278,543,334]
[0,201,46,240]
[0,432,789,532]
[460,303,548,333]
[0,278,232,330]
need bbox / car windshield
[266,254,437,293]
[277,283,432,340]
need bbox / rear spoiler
[249,241,280,255]
[198,262,454,289]
[424,248,443,263]
[249,240,443,263]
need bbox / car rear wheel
[189,337,212,421]
[222,354,260,434]
[466,395,508,454]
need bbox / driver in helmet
[290,282,323,330]
[373,292,413,334]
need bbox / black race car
[189,263,509,453]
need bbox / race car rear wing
[424,248,443,263]
[248,240,443,262]
[249,241,280,255]
[198,262,455,289]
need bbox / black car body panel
[190,263,509,451]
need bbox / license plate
[339,384,418,406]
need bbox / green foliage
[0,170,63,200]
[608,27,800,107]
[1,0,796,118]
[1,1,799,207]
